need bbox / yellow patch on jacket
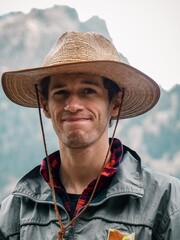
[107,229,135,240]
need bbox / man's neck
[59,138,111,194]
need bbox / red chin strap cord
[35,84,125,240]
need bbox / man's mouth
[62,117,90,122]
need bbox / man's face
[41,73,119,149]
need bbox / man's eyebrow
[50,84,66,90]
[81,80,101,87]
[49,80,102,90]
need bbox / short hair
[102,77,120,102]
[39,76,50,100]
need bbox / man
[0,31,180,240]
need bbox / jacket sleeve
[0,195,20,240]
[0,201,6,240]
[0,229,6,240]
[156,209,180,240]
[154,177,180,240]
[167,210,180,239]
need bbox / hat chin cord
[35,84,125,240]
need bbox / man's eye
[55,90,69,95]
[82,88,96,94]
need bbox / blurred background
[0,0,180,201]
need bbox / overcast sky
[1,0,180,90]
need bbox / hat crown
[42,32,121,66]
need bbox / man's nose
[64,94,84,112]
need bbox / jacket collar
[91,145,144,204]
[13,145,144,204]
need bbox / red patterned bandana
[40,138,124,219]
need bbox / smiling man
[41,73,116,150]
[1,32,180,240]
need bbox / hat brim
[2,60,160,119]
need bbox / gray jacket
[1,146,180,240]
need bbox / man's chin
[61,132,93,149]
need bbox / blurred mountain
[0,5,128,72]
[114,84,180,177]
[0,5,179,200]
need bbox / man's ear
[111,92,122,118]
[40,96,51,119]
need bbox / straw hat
[1,31,160,119]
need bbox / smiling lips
[62,117,90,122]
[61,114,93,123]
